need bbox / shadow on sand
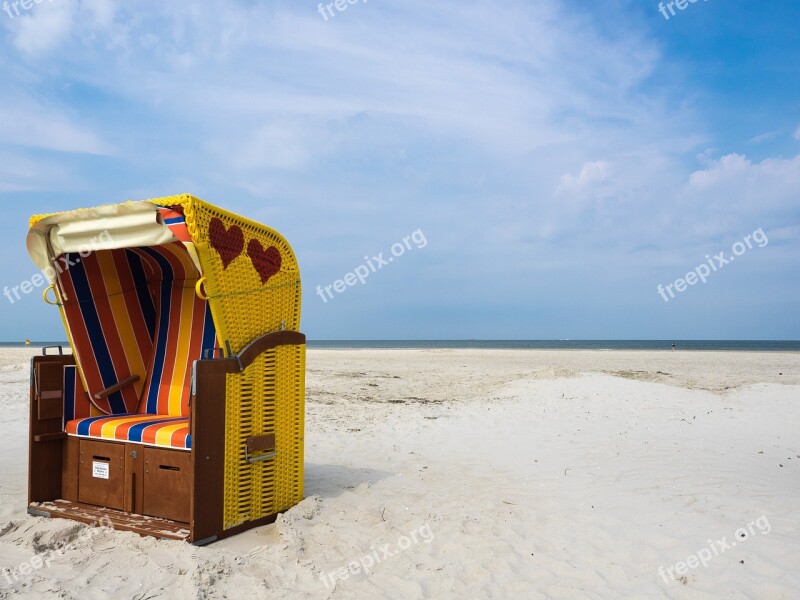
[210,463,395,552]
[304,462,395,499]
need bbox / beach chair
[25,195,305,544]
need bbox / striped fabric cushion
[56,237,215,417]
[57,248,158,414]
[66,414,191,450]
[135,244,216,417]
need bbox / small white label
[92,461,110,479]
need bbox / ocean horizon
[3,340,799,351]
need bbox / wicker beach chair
[25,195,305,544]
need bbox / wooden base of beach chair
[27,500,192,542]
[29,430,281,545]
[66,439,194,522]
[26,500,280,545]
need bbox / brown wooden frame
[29,353,74,504]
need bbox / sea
[3,341,798,351]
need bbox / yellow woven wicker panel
[273,344,306,512]
[223,345,305,529]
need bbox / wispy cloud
[6,1,73,55]
[748,130,780,144]
[0,91,110,154]
[557,161,610,194]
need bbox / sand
[0,348,798,599]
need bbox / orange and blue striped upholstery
[159,206,192,242]
[66,414,191,450]
[58,241,215,417]
[135,244,216,417]
[58,248,157,414]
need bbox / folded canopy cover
[27,201,191,281]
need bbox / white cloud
[0,102,110,154]
[687,153,800,195]
[6,0,123,56]
[1,1,670,163]
[0,149,76,192]
[9,1,74,56]
[557,161,610,194]
[82,0,117,28]
[748,131,780,144]
[678,153,800,239]
[217,122,326,171]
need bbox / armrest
[238,331,306,370]
[196,330,306,374]
[94,375,141,400]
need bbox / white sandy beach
[0,348,799,599]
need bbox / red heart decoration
[247,239,282,284]
[208,218,244,269]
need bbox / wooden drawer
[143,447,192,523]
[78,440,125,511]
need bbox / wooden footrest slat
[28,500,190,541]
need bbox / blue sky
[0,0,798,340]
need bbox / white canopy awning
[27,201,200,282]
